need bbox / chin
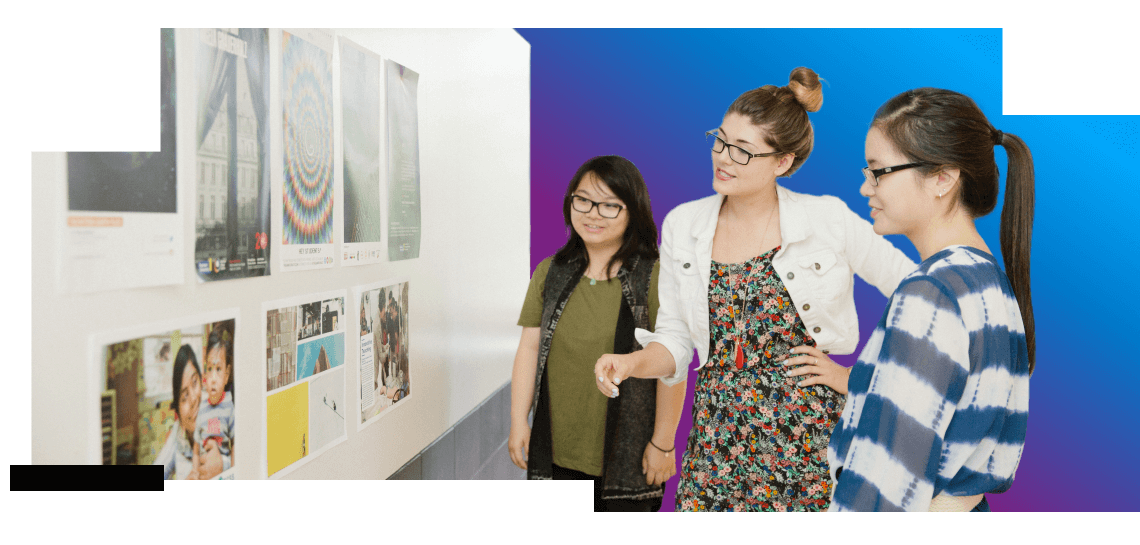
[712,178,738,195]
[871,219,903,237]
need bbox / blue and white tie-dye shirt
[827,246,1029,511]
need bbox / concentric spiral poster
[280,29,335,271]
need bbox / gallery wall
[31,28,530,479]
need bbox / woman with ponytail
[594,68,918,511]
[827,88,1034,512]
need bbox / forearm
[651,379,686,447]
[627,342,680,380]
[513,344,538,426]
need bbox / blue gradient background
[517,28,1139,512]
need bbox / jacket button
[815,263,821,270]
[803,303,810,311]
[813,326,821,333]
[787,272,795,280]
[683,263,691,269]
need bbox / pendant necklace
[730,201,777,370]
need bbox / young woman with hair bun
[827,88,1034,512]
[594,68,918,511]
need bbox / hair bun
[786,67,823,113]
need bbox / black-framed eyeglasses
[570,195,625,219]
[862,163,932,187]
[706,130,783,166]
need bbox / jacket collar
[694,184,808,246]
[776,185,808,247]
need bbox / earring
[938,190,943,199]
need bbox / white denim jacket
[638,185,917,385]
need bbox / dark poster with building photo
[194,28,271,281]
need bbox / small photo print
[321,298,343,335]
[98,316,237,481]
[359,281,409,425]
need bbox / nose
[859,176,874,198]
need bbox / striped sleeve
[831,276,971,512]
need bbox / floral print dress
[675,247,845,512]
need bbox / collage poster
[264,290,347,478]
[280,29,335,272]
[194,28,271,281]
[385,59,421,261]
[356,280,410,427]
[64,28,182,293]
[91,311,238,480]
[340,37,385,267]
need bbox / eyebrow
[574,188,620,203]
[718,126,755,147]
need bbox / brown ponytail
[872,89,1036,373]
[997,132,1035,373]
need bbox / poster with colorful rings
[279,29,336,272]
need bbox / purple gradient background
[516,29,1139,511]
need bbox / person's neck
[721,185,779,222]
[909,210,990,261]
[585,241,621,279]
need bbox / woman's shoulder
[919,246,1006,295]
[532,256,555,278]
[894,246,1005,310]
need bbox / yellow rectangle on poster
[267,381,308,477]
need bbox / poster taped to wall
[63,28,182,293]
[279,29,336,272]
[194,28,272,281]
[263,289,347,478]
[355,280,410,429]
[339,37,385,267]
[89,309,239,481]
[385,59,420,261]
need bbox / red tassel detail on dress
[735,341,744,370]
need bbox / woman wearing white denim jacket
[595,68,916,511]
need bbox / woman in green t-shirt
[509,155,686,511]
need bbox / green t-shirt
[518,256,660,476]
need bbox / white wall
[31,28,530,479]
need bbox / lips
[869,205,882,219]
[715,167,734,181]
[582,223,605,234]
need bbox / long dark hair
[872,88,1035,373]
[552,155,658,277]
[170,344,200,415]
